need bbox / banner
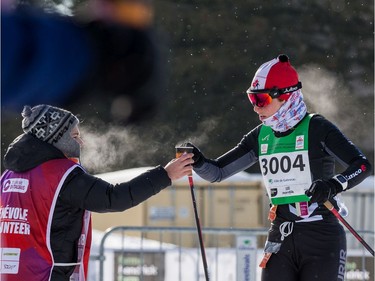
[236,235,257,281]
[114,251,165,281]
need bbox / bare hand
[164,153,194,181]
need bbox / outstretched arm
[59,153,194,212]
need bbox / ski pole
[324,201,374,256]
[175,145,209,280]
[188,175,210,281]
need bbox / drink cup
[175,145,193,158]
[175,145,193,176]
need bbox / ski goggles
[247,93,273,107]
[246,82,302,107]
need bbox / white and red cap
[247,54,301,100]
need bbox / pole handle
[323,200,334,210]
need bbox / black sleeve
[193,125,261,182]
[59,166,171,212]
[310,115,372,189]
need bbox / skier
[187,54,372,281]
[0,104,194,281]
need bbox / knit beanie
[21,105,81,158]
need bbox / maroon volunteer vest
[0,159,92,281]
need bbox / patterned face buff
[262,90,307,132]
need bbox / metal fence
[88,226,374,281]
[341,188,374,250]
[89,174,374,281]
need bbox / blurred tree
[1,0,373,174]
[150,0,373,174]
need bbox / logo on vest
[295,135,304,150]
[0,248,21,274]
[261,144,268,154]
[2,179,29,193]
[270,188,278,197]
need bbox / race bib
[258,115,313,205]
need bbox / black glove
[305,179,343,204]
[185,142,204,167]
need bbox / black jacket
[3,133,171,280]
[194,114,372,221]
